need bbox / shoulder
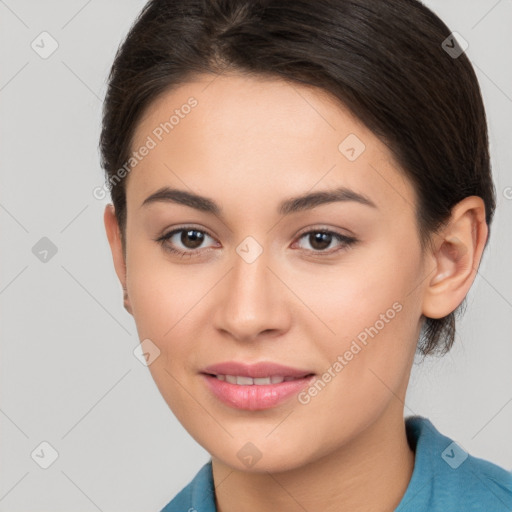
[440,443,512,508]
[159,460,216,512]
[396,416,512,511]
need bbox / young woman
[100,0,512,510]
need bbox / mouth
[199,362,316,410]
[201,360,315,379]
[203,373,315,385]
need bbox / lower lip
[201,374,316,410]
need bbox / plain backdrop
[1,1,511,511]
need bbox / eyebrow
[140,185,378,217]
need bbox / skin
[104,73,489,512]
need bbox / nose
[213,246,291,343]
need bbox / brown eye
[295,229,357,254]
[179,229,205,249]
[156,227,216,257]
[307,232,334,251]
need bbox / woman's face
[108,73,431,472]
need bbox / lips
[201,361,314,379]
[200,361,316,410]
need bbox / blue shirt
[160,415,512,511]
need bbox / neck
[212,408,415,512]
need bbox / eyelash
[155,226,358,259]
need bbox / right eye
[155,227,218,257]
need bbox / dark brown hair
[99,0,495,357]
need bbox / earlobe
[422,196,488,319]
[104,204,133,316]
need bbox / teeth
[215,374,302,385]
[254,377,272,385]
[236,376,254,385]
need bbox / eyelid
[158,223,216,239]
[294,224,354,239]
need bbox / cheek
[302,240,422,393]
[125,255,201,412]
[125,230,182,322]
[295,241,420,340]
[125,239,180,344]
[125,241,220,369]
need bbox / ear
[104,204,133,316]
[422,196,489,319]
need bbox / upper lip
[201,361,315,379]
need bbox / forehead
[126,73,416,218]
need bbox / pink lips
[200,361,315,410]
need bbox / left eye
[156,227,357,257]
[294,230,357,253]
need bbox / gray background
[1,1,511,510]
